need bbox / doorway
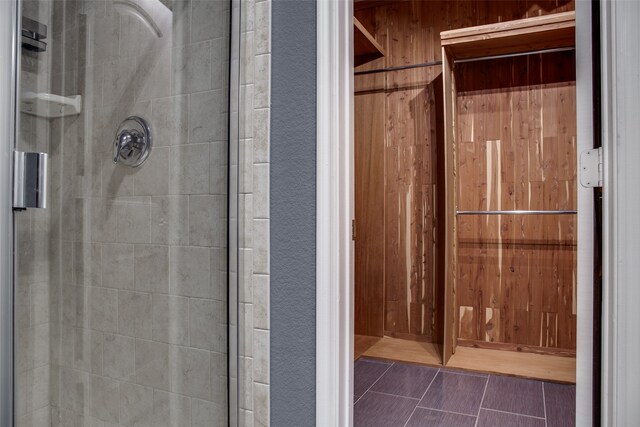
[350,0,596,424]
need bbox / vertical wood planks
[354,0,577,356]
[453,51,577,352]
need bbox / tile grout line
[401,368,440,427]
[412,406,480,419]
[353,361,395,406]
[481,407,547,421]
[542,382,548,427]
[366,390,420,401]
[474,374,490,427]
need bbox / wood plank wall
[455,52,577,353]
[354,0,575,344]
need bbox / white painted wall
[601,0,640,425]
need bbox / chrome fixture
[22,16,47,52]
[113,116,152,167]
[113,0,164,38]
[13,151,47,209]
[456,210,577,216]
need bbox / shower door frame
[0,0,241,424]
[0,0,18,425]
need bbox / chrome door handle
[13,151,47,209]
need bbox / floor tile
[544,382,576,427]
[482,375,545,418]
[440,367,488,377]
[405,408,476,427]
[476,409,545,427]
[354,359,392,398]
[370,363,438,399]
[354,391,418,427]
[418,370,487,415]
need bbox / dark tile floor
[354,358,576,427]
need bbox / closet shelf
[21,92,82,118]
[440,10,576,59]
[354,17,385,67]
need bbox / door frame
[316,1,600,426]
[0,1,18,426]
[316,0,354,426]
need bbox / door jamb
[316,1,598,426]
[316,0,354,426]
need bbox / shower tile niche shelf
[20,91,82,118]
[354,16,385,67]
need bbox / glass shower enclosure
[0,0,240,425]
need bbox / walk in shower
[0,0,243,425]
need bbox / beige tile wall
[239,0,271,425]
[14,0,272,425]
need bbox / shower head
[113,0,163,38]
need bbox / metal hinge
[580,147,603,188]
[352,219,356,241]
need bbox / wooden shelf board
[362,337,442,367]
[448,346,576,384]
[441,11,575,59]
[354,16,385,67]
[360,336,575,383]
[354,335,382,360]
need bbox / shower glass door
[13,0,234,425]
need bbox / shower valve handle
[114,130,138,163]
[112,116,152,168]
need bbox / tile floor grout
[367,390,420,401]
[401,367,441,427]
[474,373,490,427]
[353,360,395,406]
[355,359,574,427]
[481,407,547,421]
[415,405,481,419]
[542,382,548,427]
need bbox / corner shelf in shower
[20,92,82,118]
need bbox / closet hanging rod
[354,60,443,76]
[453,46,576,64]
[456,210,577,216]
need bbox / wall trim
[316,0,354,425]
[600,0,640,424]
[575,1,595,425]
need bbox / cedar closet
[354,0,577,383]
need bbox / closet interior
[353,0,577,383]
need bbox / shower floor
[354,358,575,427]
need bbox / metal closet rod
[456,210,577,216]
[354,60,443,76]
[353,46,576,75]
[453,46,576,64]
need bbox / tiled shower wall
[16,0,233,425]
[238,0,271,425]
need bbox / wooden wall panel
[354,0,575,347]
[454,51,577,352]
